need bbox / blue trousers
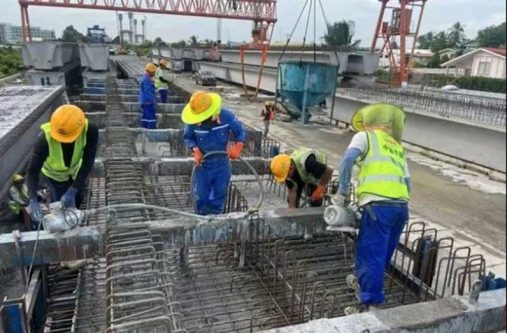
[193,161,231,215]
[159,89,169,103]
[356,202,408,305]
[141,104,156,129]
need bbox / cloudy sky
[3,0,505,46]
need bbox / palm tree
[324,20,361,50]
[189,35,199,47]
[448,22,465,48]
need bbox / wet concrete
[174,73,506,274]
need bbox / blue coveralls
[139,73,157,129]
[184,109,247,215]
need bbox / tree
[188,35,199,47]
[171,40,187,48]
[418,32,434,49]
[429,31,449,53]
[62,25,86,43]
[476,22,506,47]
[324,20,361,50]
[448,22,465,48]
[153,37,167,47]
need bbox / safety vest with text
[356,130,410,201]
[40,120,88,182]
[291,148,327,185]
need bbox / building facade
[0,23,56,44]
[441,48,506,79]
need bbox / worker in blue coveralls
[337,103,411,315]
[182,91,247,215]
[139,63,157,129]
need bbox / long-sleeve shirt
[139,73,156,105]
[26,123,99,198]
[183,108,247,154]
[338,131,411,206]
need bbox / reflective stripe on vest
[41,119,88,182]
[356,130,409,201]
[155,68,168,89]
[290,148,327,185]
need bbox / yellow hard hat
[181,91,222,125]
[145,63,157,74]
[13,174,24,182]
[270,154,292,183]
[351,103,405,142]
[159,59,169,68]
[50,105,86,143]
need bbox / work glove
[228,142,244,160]
[193,147,203,166]
[311,184,326,203]
[60,187,78,208]
[29,197,43,223]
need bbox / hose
[189,151,264,215]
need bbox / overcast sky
[2,0,505,46]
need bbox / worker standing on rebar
[139,63,157,129]
[26,105,99,229]
[270,149,334,208]
[182,91,247,215]
[155,59,171,103]
[337,103,410,314]
[261,101,275,137]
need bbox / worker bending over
[155,60,171,103]
[8,174,30,229]
[139,63,157,129]
[337,103,410,314]
[270,149,333,208]
[182,91,247,215]
[26,105,98,227]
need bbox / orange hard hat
[145,63,157,74]
[49,105,86,143]
[159,59,169,68]
[270,154,292,183]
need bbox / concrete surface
[261,288,506,333]
[172,73,506,277]
[21,41,78,70]
[78,43,109,71]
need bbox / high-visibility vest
[290,148,327,185]
[154,67,168,90]
[356,130,410,201]
[41,120,88,182]
[9,184,29,214]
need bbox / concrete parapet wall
[22,42,79,70]
[328,96,506,173]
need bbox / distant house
[438,48,458,61]
[440,48,506,79]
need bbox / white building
[440,48,506,79]
[378,49,434,68]
[0,23,56,44]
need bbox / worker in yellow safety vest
[270,148,334,208]
[8,174,31,229]
[337,103,410,315]
[155,59,171,103]
[25,105,99,229]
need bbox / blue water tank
[278,61,339,113]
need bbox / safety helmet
[159,59,169,68]
[351,103,405,142]
[49,105,86,143]
[181,91,222,125]
[13,174,24,182]
[145,63,157,74]
[270,154,292,183]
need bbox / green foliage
[476,22,506,47]
[324,20,361,50]
[171,40,187,47]
[418,32,434,49]
[0,47,22,78]
[423,74,506,93]
[427,53,442,68]
[448,22,466,48]
[430,31,450,53]
[62,25,86,43]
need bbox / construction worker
[337,103,410,314]
[155,59,171,103]
[182,91,247,215]
[139,63,157,129]
[261,101,275,137]
[270,149,334,208]
[26,105,99,228]
[8,174,30,228]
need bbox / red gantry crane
[371,0,428,86]
[18,0,277,43]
